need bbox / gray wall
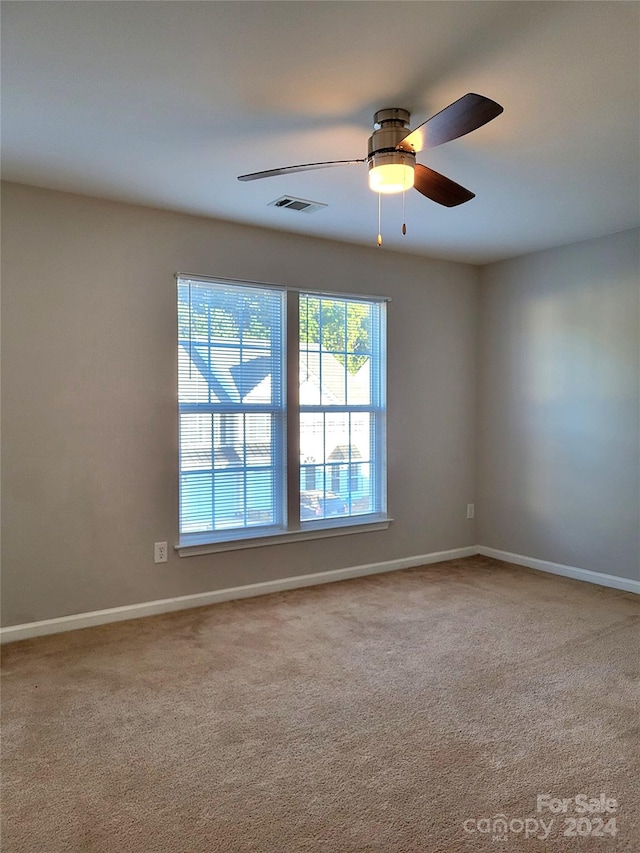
[1,182,479,625]
[478,229,640,580]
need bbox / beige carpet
[2,556,639,852]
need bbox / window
[177,276,387,548]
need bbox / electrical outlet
[466,503,475,520]
[154,541,168,563]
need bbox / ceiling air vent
[268,196,327,214]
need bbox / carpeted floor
[2,555,639,852]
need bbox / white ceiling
[2,1,639,263]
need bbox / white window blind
[177,277,286,538]
[177,276,387,546]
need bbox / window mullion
[286,291,301,529]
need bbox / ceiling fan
[238,93,503,208]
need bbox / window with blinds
[177,278,286,537]
[177,276,387,545]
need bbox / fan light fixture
[368,153,415,194]
[367,109,415,195]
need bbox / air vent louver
[268,196,327,214]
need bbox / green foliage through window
[300,295,371,374]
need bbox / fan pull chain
[377,192,382,247]
[402,157,407,237]
[402,187,407,236]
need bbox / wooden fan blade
[396,93,503,153]
[238,159,365,181]
[413,164,475,207]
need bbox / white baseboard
[0,546,477,644]
[4,545,636,644]
[477,546,640,595]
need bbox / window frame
[176,274,391,556]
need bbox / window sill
[176,515,393,557]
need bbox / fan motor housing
[368,108,416,177]
[372,108,411,130]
